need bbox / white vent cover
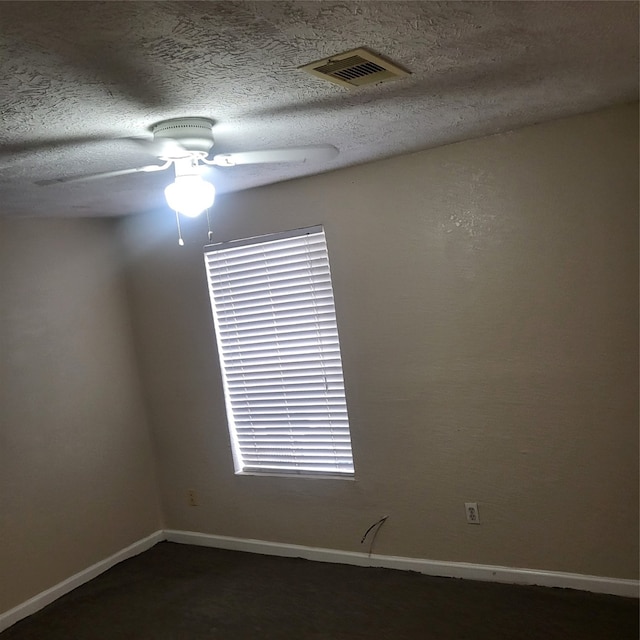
[299,48,410,88]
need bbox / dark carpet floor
[2,542,638,639]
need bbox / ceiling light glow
[165,175,215,217]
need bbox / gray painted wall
[0,218,162,613]
[121,103,639,581]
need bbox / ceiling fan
[38,117,339,219]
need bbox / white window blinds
[204,226,354,476]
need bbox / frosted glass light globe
[165,175,215,217]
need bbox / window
[204,226,354,477]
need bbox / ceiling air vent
[299,48,409,89]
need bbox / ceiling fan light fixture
[165,175,215,217]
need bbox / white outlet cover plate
[465,502,480,524]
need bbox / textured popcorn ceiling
[0,1,637,217]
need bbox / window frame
[204,225,355,479]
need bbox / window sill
[235,470,356,481]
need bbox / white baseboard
[164,529,639,599]
[0,530,164,633]
[2,528,637,633]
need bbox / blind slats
[209,264,330,294]
[215,301,336,323]
[220,325,337,343]
[235,429,353,436]
[205,227,354,476]
[211,235,327,262]
[217,310,337,331]
[213,287,335,311]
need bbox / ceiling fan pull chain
[175,210,185,246]
[206,208,213,242]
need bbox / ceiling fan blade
[0,136,186,170]
[211,144,339,167]
[36,163,171,186]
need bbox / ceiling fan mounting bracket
[151,117,215,159]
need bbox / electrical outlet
[187,490,198,507]
[465,502,480,524]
